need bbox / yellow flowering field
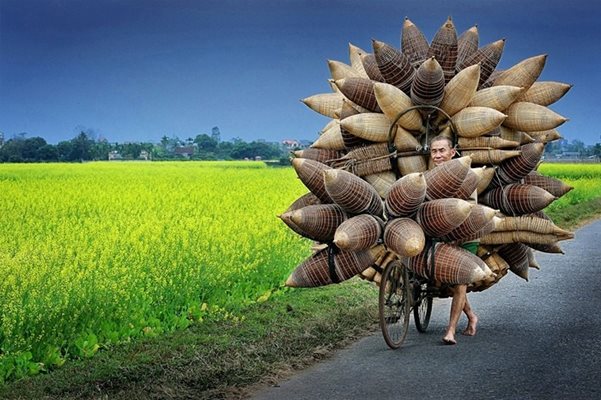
[0,161,310,381]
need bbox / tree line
[0,132,292,163]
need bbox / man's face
[430,139,456,166]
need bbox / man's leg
[462,297,478,336]
[442,284,467,344]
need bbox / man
[429,135,478,345]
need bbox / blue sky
[1,0,600,145]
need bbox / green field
[0,161,599,384]
[0,161,311,382]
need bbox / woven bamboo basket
[283,204,348,242]
[460,149,521,165]
[335,77,381,112]
[284,192,321,214]
[439,64,480,117]
[310,121,345,150]
[527,247,540,269]
[410,243,488,284]
[469,85,525,111]
[527,128,562,143]
[523,171,574,198]
[339,100,374,149]
[456,39,505,87]
[364,171,397,198]
[427,17,458,84]
[278,212,310,238]
[328,59,364,81]
[481,68,504,88]
[360,53,386,82]
[393,126,422,151]
[492,54,547,91]
[456,25,479,68]
[497,243,530,281]
[373,39,415,94]
[424,156,472,200]
[442,204,497,242]
[451,106,507,138]
[385,172,427,217]
[323,169,384,216]
[457,135,520,149]
[504,102,568,132]
[384,217,426,257]
[411,57,445,108]
[340,112,391,143]
[479,183,556,215]
[528,242,564,254]
[416,198,474,237]
[454,168,481,200]
[291,158,334,203]
[330,142,392,177]
[480,231,573,245]
[476,166,496,194]
[516,81,572,106]
[398,154,429,176]
[334,214,383,251]
[301,92,343,119]
[401,17,429,67]
[293,148,341,165]
[285,244,386,287]
[499,126,535,144]
[348,43,369,78]
[493,215,572,236]
[373,82,423,131]
[490,142,545,187]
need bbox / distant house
[281,139,301,149]
[282,139,310,150]
[138,150,150,161]
[174,146,195,158]
[108,150,122,161]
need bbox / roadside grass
[0,280,379,400]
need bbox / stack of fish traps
[278,17,575,295]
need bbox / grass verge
[1,201,599,400]
[0,280,379,400]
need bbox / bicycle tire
[378,260,411,349]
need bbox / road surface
[252,219,601,400]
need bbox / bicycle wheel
[379,260,410,349]
[413,288,433,333]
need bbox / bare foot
[442,333,456,345]
[462,314,478,336]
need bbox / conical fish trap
[373,39,415,94]
[460,149,521,165]
[489,142,545,187]
[410,242,488,284]
[293,148,342,165]
[335,77,381,112]
[284,204,348,242]
[334,214,383,251]
[497,243,530,281]
[456,25,479,68]
[411,57,445,108]
[523,171,574,198]
[469,85,525,111]
[323,169,384,216]
[416,198,473,237]
[424,156,472,200]
[456,39,505,87]
[516,81,572,106]
[452,106,507,138]
[292,158,334,203]
[426,17,458,84]
[385,172,427,217]
[401,18,429,67]
[480,183,556,215]
[384,217,425,257]
[286,245,385,287]
[442,204,497,243]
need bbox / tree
[194,134,218,151]
[68,132,93,161]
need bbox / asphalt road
[252,219,601,400]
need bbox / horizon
[1,0,600,146]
